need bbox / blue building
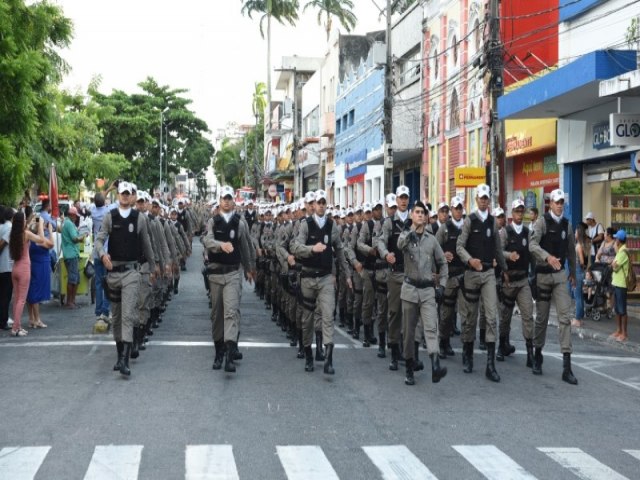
[334,50,385,207]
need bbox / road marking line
[0,340,358,349]
[276,446,339,480]
[545,354,640,393]
[363,445,439,480]
[623,450,640,461]
[0,446,50,480]
[335,326,362,346]
[453,445,537,479]
[185,445,239,480]
[83,445,143,480]
[538,447,629,480]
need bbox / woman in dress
[9,208,48,337]
[27,218,54,328]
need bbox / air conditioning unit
[373,42,387,67]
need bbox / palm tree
[240,1,299,132]
[251,81,268,192]
[303,0,357,41]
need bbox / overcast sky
[55,0,384,134]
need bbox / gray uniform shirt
[398,229,448,288]
[94,208,156,271]
[530,214,576,278]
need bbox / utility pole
[486,0,505,209]
[383,0,394,195]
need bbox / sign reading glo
[610,113,640,146]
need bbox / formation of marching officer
[94,180,579,387]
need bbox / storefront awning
[498,50,637,120]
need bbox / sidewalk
[547,303,640,355]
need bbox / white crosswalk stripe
[83,445,143,480]
[276,445,340,480]
[185,445,240,480]
[538,447,629,480]
[362,445,438,480]
[0,446,50,480]
[624,449,640,461]
[453,445,538,480]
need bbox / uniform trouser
[534,272,573,353]
[338,272,348,312]
[439,275,462,339]
[300,275,335,346]
[460,270,498,343]
[361,269,376,326]
[270,269,279,306]
[264,265,272,302]
[342,273,354,315]
[387,272,404,345]
[153,275,164,309]
[478,302,487,330]
[401,286,438,359]
[107,269,141,343]
[288,288,297,325]
[256,262,265,290]
[500,278,534,340]
[137,271,152,327]
[208,270,242,343]
[375,268,389,333]
[352,269,364,322]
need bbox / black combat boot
[113,341,124,371]
[496,336,507,362]
[414,341,424,371]
[444,337,455,356]
[506,333,516,355]
[346,312,354,334]
[130,331,140,359]
[323,343,335,375]
[304,346,314,372]
[297,330,305,359]
[562,352,578,385]
[525,339,534,368]
[145,314,154,337]
[212,341,224,370]
[156,306,162,324]
[430,353,447,383]
[338,308,346,328]
[137,326,146,351]
[233,332,243,360]
[271,306,278,322]
[362,324,371,347]
[173,278,179,295]
[404,358,415,385]
[479,328,487,350]
[120,342,132,376]
[290,327,298,347]
[224,341,237,373]
[366,324,377,345]
[152,307,160,329]
[485,342,500,382]
[462,342,474,373]
[532,347,543,375]
[438,338,447,359]
[315,331,325,361]
[389,343,399,371]
[377,331,386,358]
[352,317,360,340]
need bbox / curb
[548,316,640,356]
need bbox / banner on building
[513,154,559,190]
[610,113,640,146]
[454,167,486,187]
[505,119,556,157]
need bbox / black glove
[435,285,445,305]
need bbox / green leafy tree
[0,0,73,204]
[251,81,268,191]
[303,0,357,41]
[214,138,245,188]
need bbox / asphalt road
[1,242,639,479]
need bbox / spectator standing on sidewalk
[26,217,54,328]
[585,212,604,265]
[610,230,630,342]
[572,222,589,328]
[0,206,14,330]
[61,207,87,309]
[91,192,112,323]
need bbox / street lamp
[159,107,169,193]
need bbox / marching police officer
[397,201,449,386]
[203,186,256,373]
[498,199,535,365]
[377,186,412,371]
[94,181,156,377]
[291,189,351,375]
[435,196,465,358]
[529,188,578,385]
[456,183,508,382]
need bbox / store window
[611,179,640,294]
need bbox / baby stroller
[584,262,614,321]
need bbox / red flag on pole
[49,163,59,218]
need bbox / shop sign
[513,154,559,190]
[504,119,556,157]
[592,122,610,150]
[632,151,640,173]
[454,167,485,187]
[610,113,640,147]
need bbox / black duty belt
[404,277,435,289]
[507,271,527,282]
[207,264,240,275]
[111,263,139,273]
[301,269,332,278]
[390,264,404,273]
